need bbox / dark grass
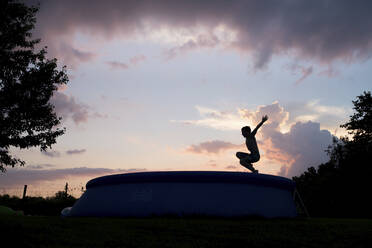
[0,215,371,248]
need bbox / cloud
[179,100,348,134]
[240,102,334,178]
[225,165,238,170]
[165,33,220,59]
[318,66,340,78]
[129,54,146,65]
[294,66,314,84]
[42,149,87,157]
[173,106,245,130]
[239,101,289,131]
[186,140,243,154]
[26,164,55,169]
[106,61,129,70]
[66,149,86,155]
[32,0,372,69]
[55,43,96,68]
[41,150,61,158]
[34,33,97,69]
[206,160,218,167]
[277,165,288,177]
[177,102,336,177]
[0,167,147,187]
[51,92,89,124]
[264,121,333,177]
[50,92,105,125]
[285,100,350,130]
[106,55,147,70]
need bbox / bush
[0,193,77,216]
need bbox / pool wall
[65,171,297,218]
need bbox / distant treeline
[294,91,372,218]
[0,186,77,216]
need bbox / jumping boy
[236,115,268,173]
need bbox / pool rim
[86,171,295,191]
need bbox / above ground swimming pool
[62,171,297,218]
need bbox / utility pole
[22,185,27,199]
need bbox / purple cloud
[32,0,372,68]
[50,92,93,125]
[55,43,96,68]
[41,150,61,158]
[0,167,147,187]
[107,55,146,70]
[266,121,333,178]
[165,33,220,59]
[26,164,55,169]
[295,66,314,85]
[106,61,129,70]
[66,149,87,155]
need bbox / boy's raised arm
[252,115,268,135]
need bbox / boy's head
[241,126,251,137]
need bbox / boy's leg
[240,156,259,173]
[236,152,248,160]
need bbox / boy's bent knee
[236,152,246,159]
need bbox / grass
[0,215,371,248]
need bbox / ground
[0,215,371,248]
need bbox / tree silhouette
[0,0,68,172]
[294,91,372,217]
[341,91,372,141]
[328,91,372,170]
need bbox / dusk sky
[1,0,372,196]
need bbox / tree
[0,0,68,172]
[293,91,372,217]
[54,183,70,199]
[329,91,372,169]
[341,91,372,142]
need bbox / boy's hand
[262,115,268,122]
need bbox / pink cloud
[186,140,243,154]
[129,55,146,65]
[176,101,338,177]
[225,165,238,170]
[240,102,334,178]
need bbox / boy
[236,115,268,173]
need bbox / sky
[1,0,372,197]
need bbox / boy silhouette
[236,115,268,173]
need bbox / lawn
[0,215,371,248]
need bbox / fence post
[22,185,27,199]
